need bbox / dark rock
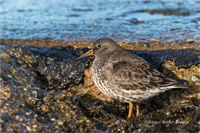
[1,44,91,89]
[191,17,200,23]
[129,18,143,24]
[0,44,199,132]
[129,49,200,69]
[2,45,199,88]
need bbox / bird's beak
[76,49,94,60]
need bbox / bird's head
[77,38,123,60]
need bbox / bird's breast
[92,60,115,98]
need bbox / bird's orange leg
[128,103,133,118]
[136,103,139,117]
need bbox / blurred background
[0,0,200,42]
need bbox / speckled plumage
[91,38,188,103]
[77,38,188,118]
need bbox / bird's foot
[124,117,132,125]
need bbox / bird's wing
[104,58,187,94]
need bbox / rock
[130,49,200,69]
[191,75,200,82]
[0,44,199,132]
[1,44,91,89]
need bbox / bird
[77,38,188,119]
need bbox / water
[0,0,200,42]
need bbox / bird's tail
[160,77,189,90]
[173,79,189,88]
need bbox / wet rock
[130,49,200,69]
[191,17,200,23]
[1,46,47,132]
[0,44,91,132]
[129,49,200,84]
[0,43,199,132]
[1,44,91,89]
[148,8,191,16]
[129,18,143,24]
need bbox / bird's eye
[98,44,101,48]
